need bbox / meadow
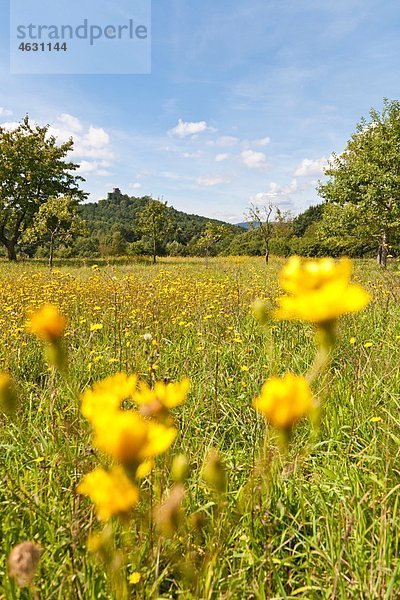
[0,256,399,599]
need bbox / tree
[137,198,171,264]
[25,196,85,269]
[318,99,400,268]
[292,204,324,237]
[196,222,230,261]
[315,203,377,257]
[245,202,275,263]
[0,116,86,260]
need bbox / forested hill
[74,189,243,257]
[80,190,241,243]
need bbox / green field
[1,257,399,599]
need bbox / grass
[0,256,399,599]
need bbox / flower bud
[154,484,185,537]
[251,299,270,325]
[8,541,42,588]
[0,373,17,414]
[202,449,227,493]
[171,454,190,483]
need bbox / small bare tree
[245,202,275,263]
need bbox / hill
[70,189,243,257]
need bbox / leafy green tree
[137,198,171,264]
[292,204,324,237]
[196,222,230,260]
[318,99,400,267]
[25,196,85,269]
[316,203,377,257]
[0,116,86,260]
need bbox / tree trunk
[49,238,54,271]
[6,242,17,261]
[265,247,269,264]
[377,228,388,269]
[153,236,156,264]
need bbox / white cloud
[182,150,203,158]
[241,149,268,169]
[83,126,110,148]
[159,170,193,181]
[251,179,297,205]
[294,157,328,177]
[57,113,82,132]
[0,107,13,117]
[215,153,229,162]
[79,160,111,176]
[44,115,115,160]
[0,121,19,130]
[79,160,98,173]
[215,135,239,147]
[197,175,229,187]
[130,182,142,189]
[169,118,211,138]
[74,126,114,160]
[254,136,270,147]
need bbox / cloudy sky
[1,0,400,222]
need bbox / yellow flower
[134,378,190,410]
[77,466,139,521]
[0,372,17,414]
[253,373,314,429]
[27,304,66,342]
[90,323,103,332]
[81,373,137,422]
[275,257,370,323]
[129,572,141,585]
[91,410,177,463]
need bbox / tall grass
[0,257,399,598]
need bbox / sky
[1,0,400,223]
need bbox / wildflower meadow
[1,256,399,599]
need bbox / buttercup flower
[81,372,137,422]
[274,257,370,323]
[91,410,177,463]
[253,373,314,429]
[134,377,190,417]
[77,466,139,521]
[27,304,66,342]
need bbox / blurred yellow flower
[92,410,177,463]
[90,323,103,332]
[81,373,137,422]
[0,372,17,414]
[27,304,66,342]
[275,257,370,323]
[134,377,190,410]
[254,373,314,429]
[77,466,139,521]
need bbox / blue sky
[1,0,400,222]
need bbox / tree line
[1,100,400,266]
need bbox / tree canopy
[25,195,85,269]
[318,99,400,267]
[0,116,86,260]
